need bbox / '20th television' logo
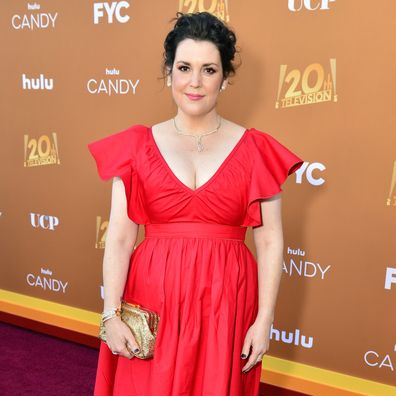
[276,59,337,109]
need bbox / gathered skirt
[94,222,262,396]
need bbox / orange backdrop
[1,1,395,395]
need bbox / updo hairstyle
[162,12,239,80]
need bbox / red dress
[87,124,303,396]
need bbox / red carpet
[0,321,308,395]
[0,321,97,395]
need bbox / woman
[88,11,303,396]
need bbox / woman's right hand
[104,317,140,359]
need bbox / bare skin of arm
[101,177,141,359]
[241,193,284,372]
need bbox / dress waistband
[144,222,247,240]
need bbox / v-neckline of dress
[148,126,250,195]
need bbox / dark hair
[162,12,239,80]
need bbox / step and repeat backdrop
[1,0,395,394]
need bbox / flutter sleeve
[242,129,304,227]
[87,125,140,221]
[88,128,135,179]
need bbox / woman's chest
[134,143,252,225]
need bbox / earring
[220,84,226,92]
[167,78,171,87]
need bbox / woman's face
[169,38,226,118]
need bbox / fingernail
[240,353,247,359]
[133,348,140,353]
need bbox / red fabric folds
[241,129,304,227]
[87,125,148,224]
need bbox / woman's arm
[252,193,284,325]
[102,177,139,311]
[241,193,284,372]
[101,177,142,359]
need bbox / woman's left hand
[241,317,272,373]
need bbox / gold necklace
[173,116,222,152]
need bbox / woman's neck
[174,111,220,135]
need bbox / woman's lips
[185,93,204,101]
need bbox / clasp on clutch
[121,299,140,308]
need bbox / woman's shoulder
[245,126,304,170]
[105,123,149,144]
[246,125,272,138]
[87,123,149,157]
[222,119,271,141]
[151,120,170,130]
[245,126,286,147]
[221,119,246,134]
[122,123,149,135]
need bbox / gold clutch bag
[99,300,160,359]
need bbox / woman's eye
[176,66,216,74]
[204,68,216,74]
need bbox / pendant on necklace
[197,136,204,152]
